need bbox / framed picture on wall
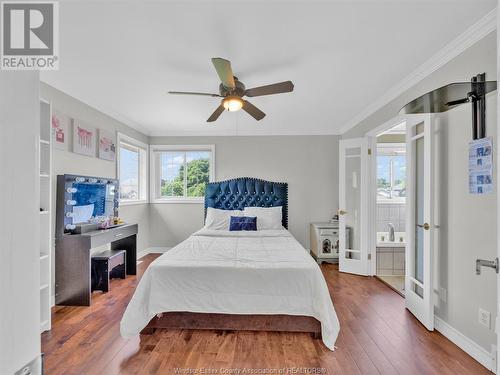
[72,120,96,157]
[98,129,116,161]
[51,110,70,151]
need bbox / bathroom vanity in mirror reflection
[55,174,138,306]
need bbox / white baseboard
[137,246,171,259]
[435,316,495,372]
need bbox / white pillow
[243,206,283,230]
[205,207,243,230]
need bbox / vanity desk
[55,174,137,306]
[55,223,138,306]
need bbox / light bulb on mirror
[66,187,77,193]
[66,200,76,206]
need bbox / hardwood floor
[42,254,491,375]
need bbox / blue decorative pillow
[229,216,257,231]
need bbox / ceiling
[380,121,406,136]
[41,0,497,136]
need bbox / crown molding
[339,7,497,135]
[148,129,341,137]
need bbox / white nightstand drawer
[320,228,338,235]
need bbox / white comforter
[120,229,340,350]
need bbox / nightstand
[309,222,340,265]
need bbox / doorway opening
[374,121,407,296]
[363,114,434,329]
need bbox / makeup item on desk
[96,216,110,229]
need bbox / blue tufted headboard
[204,177,288,229]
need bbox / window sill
[377,199,406,204]
[151,198,204,204]
[120,200,149,206]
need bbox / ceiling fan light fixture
[170,58,293,122]
[222,96,243,112]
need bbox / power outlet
[479,308,491,329]
[438,287,447,303]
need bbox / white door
[339,138,370,275]
[405,114,435,331]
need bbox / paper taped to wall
[468,137,493,195]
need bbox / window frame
[150,144,215,204]
[116,133,149,206]
[377,143,406,203]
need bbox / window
[377,145,406,201]
[151,145,215,203]
[117,134,148,204]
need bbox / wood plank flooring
[41,254,491,375]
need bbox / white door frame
[365,115,407,276]
[338,137,370,275]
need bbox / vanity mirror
[56,174,120,235]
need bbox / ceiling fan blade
[207,105,225,122]
[242,100,266,121]
[245,81,294,97]
[211,58,236,89]
[168,91,221,97]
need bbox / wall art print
[51,109,70,150]
[72,120,96,157]
[98,129,116,161]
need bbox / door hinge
[368,253,372,260]
[368,148,372,155]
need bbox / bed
[120,178,340,350]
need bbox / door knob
[417,223,430,230]
[337,209,348,216]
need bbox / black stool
[91,250,126,293]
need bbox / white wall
[39,83,151,302]
[344,32,497,354]
[149,135,340,248]
[0,72,41,374]
[434,94,497,354]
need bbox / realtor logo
[1,1,59,70]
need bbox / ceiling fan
[168,58,294,122]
